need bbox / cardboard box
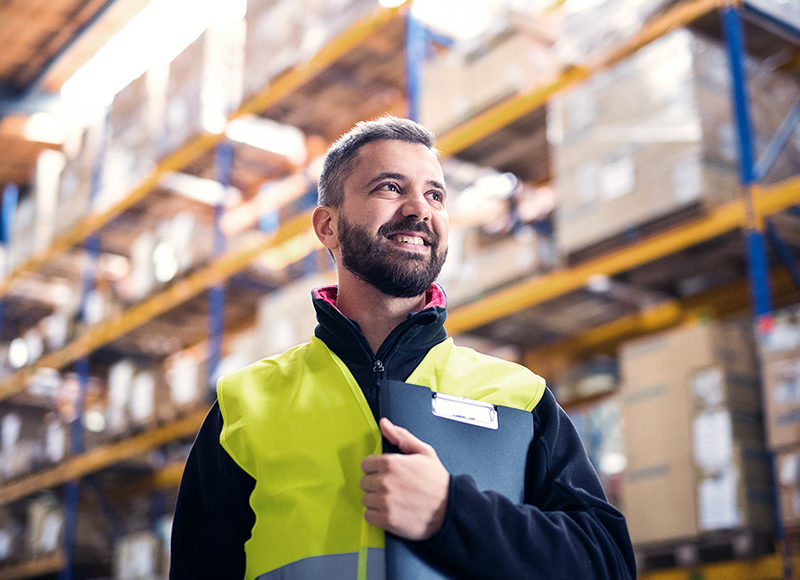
[762,348,800,449]
[623,458,698,544]
[56,121,104,235]
[550,28,800,255]
[113,531,161,580]
[620,319,770,544]
[623,446,773,545]
[421,28,559,136]
[696,446,773,533]
[777,444,800,527]
[554,0,672,64]
[243,0,374,102]
[621,318,759,465]
[442,229,543,308]
[25,494,112,560]
[100,64,168,211]
[160,19,244,158]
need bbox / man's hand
[360,417,450,540]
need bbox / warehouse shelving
[1,0,788,404]
[0,0,797,577]
[0,1,408,301]
[0,551,65,580]
[447,174,800,335]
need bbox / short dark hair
[317,116,436,208]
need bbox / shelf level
[0,408,206,507]
[445,175,800,335]
[0,551,65,580]
[0,1,408,301]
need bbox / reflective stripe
[256,549,386,580]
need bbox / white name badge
[431,392,499,430]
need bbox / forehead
[347,139,444,185]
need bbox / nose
[401,190,431,221]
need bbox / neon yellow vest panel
[218,336,546,580]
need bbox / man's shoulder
[220,340,317,385]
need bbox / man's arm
[362,388,636,579]
[170,402,255,579]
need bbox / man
[170,116,636,579]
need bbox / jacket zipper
[373,358,385,380]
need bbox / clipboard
[379,380,534,579]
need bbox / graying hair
[317,116,436,208]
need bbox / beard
[337,214,447,298]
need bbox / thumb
[380,417,431,455]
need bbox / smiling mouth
[389,234,428,247]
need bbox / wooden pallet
[635,529,776,573]
[565,201,709,267]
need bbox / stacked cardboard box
[164,351,205,415]
[549,28,800,256]
[100,65,168,212]
[243,0,375,103]
[759,304,800,526]
[55,121,105,236]
[620,319,772,545]
[159,19,244,158]
[24,493,111,561]
[113,531,163,580]
[554,0,672,65]
[746,0,800,33]
[106,359,175,437]
[0,405,49,481]
[0,506,23,564]
[440,226,545,309]
[421,25,559,136]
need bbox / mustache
[378,217,437,246]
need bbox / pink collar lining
[312,283,446,313]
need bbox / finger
[380,417,431,455]
[361,492,385,510]
[363,507,387,529]
[360,454,385,474]
[379,417,401,447]
[359,473,385,492]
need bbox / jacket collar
[311,283,448,372]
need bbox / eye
[376,182,400,193]
[428,190,445,203]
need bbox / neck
[335,274,428,354]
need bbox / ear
[312,205,339,251]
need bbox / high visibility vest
[218,336,546,580]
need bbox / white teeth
[393,235,424,246]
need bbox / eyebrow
[366,172,447,194]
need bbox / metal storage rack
[0,0,797,577]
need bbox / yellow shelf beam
[235,2,408,118]
[639,552,799,580]
[0,408,206,507]
[0,209,316,402]
[436,0,724,157]
[446,175,800,335]
[527,267,799,365]
[2,176,797,404]
[0,551,66,580]
[0,2,407,301]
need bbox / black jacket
[170,287,636,579]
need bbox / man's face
[335,139,449,298]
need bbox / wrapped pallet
[100,64,168,212]
[159,18,245,158]
[549,27,800,257]
[619,319,772,545]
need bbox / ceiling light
[61,0,246,107]
[226,116,307,165]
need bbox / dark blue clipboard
[379,380,534,579]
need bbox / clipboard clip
[431,392,498,430]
